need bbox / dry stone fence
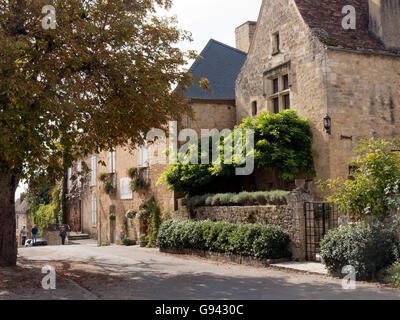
[176,180,339,261]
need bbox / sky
[14,0,262,201]
[158,0,261,55]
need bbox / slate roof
[184,39,247,100]
[294,0,387,52]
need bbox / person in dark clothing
[59,226,67,245]
[31,225,38,244]
[21,226,27,246]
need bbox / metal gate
[304,202,338,261]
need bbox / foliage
[184,190,289,208]
[146,197,161,248]
[99,173,107,182]
[130,178,149,192]
[321,139,400,220]
[103,182,115,195]
[30,185,62,235]
[128,167,138,179]
[320,222,399,280]
[0,0,197,264]
[136,209,150,221]
[240,110,315,180]
[379,262,400,288]
[159,110,315,196]
[158,220,291,259]
[109,213,116,221]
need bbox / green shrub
[131,178,148,191]
[320,222,398,280]
[103,182,114,194]
[157,220,291,260]
[128,167,138,179]
[122,237,132,246]
[379,262,400,288]
[185,191,289,208]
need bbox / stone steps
[68,232,91,240]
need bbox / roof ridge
[189,39,246,76]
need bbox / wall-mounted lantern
[324,115,332,135]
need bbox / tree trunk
[0,167,19,267]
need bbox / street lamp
[324,115,332,135]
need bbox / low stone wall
[176,188,314,261]
[160,248,289,268]
[42,230,62,246]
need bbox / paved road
[14,242,400,300]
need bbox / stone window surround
[263,61,291,113]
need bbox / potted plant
[99,172,107,182]
[128,167,138,179]
[103,182,115,194]
[125,209,136,219]
[139,234,148,247]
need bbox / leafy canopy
[159,110,315,196]
[321,138,400,220]
[0,0,194,181]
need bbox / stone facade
[178,188,314,260]
[235,0,400,198]
[70,99,236,244]
[235,21,257,53]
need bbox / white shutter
[113,151,116,173]
[92,195,97,225]
[91,156,97,186]
[120,178,133,200]
[67,168,72,190]
[77,161,82,186]
[139,145,148,168]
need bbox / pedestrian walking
[21,226,27,246]
[59,226,67,245]
[32,225,38,244]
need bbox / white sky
[159,0,261,55]
[14,0,261,201]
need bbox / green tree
[322,138,400,220]
[0,0,194,266]
[159,110,315,196]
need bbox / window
[91,156,97,186]
[269,73,290,113]
[139,145,149,168]
[272,32,280,54]
[91,195,97,225]
[251,101,258,116]
[283,74,289,90]
[273,98,279,114]
[283,94,290,110]
[273,78,279,94]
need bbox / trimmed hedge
[184,191,289,208]
[158,220,291,259]
[320,222,399,280]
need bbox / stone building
[235,0,400,197]
[66,40,246,243]
[15,196,31,245]
[68,0,400,242]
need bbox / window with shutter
[67,168,72,190]
[91,156,97,186]
[92,195,97,225]
[120,178,133,200]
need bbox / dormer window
[272,32,280,55]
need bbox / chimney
[235,21,257,53]
[368,0,400,51]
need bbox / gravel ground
[2,242,398,300]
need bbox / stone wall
[177,188,314,261]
